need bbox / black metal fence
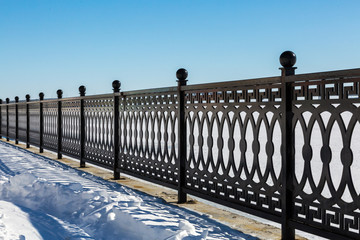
[1,51,360,240]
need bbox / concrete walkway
[0,139,307,240]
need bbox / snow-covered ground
[0,141,256,240]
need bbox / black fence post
[280,51,297,240]
[39,92,44,153]
[15,96,19,144]
[57,89,63,159]
[112,80,121,180]
[176,68,188,203]
[6,98,9,141]
[0,99,2,139]
[26,94,30,148]
[79,85,86,168]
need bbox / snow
[0,141,254,240]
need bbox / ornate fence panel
[18,103,27,143]
[29,102,40,147]
[119,89,179,188]
[61,99,81,159]
[43,100,58,152]
[183,78,284,221]
[1,105,6,136]
[289,71,360,239]
[83,95,114,169]
[8,104,16,140]
[0,52,359,239]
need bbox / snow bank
[0,142,250,240]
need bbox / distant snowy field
[0,141,255,240]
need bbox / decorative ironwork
[292,76,360,239]
[29,102,40,147]
[18,103,27,142]
[1,53,360,239]
[61,100,81,158]
[8,104,16,140]
[84,96,114,168]
[184,83,283,218]
[43,101,58,152]
[119,91,179,187]
[1,103,6,137]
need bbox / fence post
[26,94,30,148]
[39,92,44,153]
[280,51,296,240]
[0,99,2,139]
[57,89,63,159]
[176,68,188,203]
[112,80,121,180]
[79,85,86,168]
[15,96,19,144]
[6,98,9,141]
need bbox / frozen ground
[0,141,256,240]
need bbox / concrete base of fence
[1,139,307,240]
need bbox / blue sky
[0,0,359,99]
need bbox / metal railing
[1,51,360,240]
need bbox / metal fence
[1,51,360,240]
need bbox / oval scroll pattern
[292,78,360,236]
[43,101,58,152]
[84,97,114,168]
[0,106,6,136]
[184,85,283,216]
[18,103,27,142]
[118,92,179,186]
[62,100,81,158]
[8,105,16,140]
[28,102,40,147]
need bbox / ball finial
[26,94,30,101]
[79,85,86,96]
[6,98,9,103]
[39,92,44,100]
[280,51,296,68]
[57,89,63,98]
[15,96,19,102]
[0,99,2,104]
[176,68,188,81]
[112,80,121,93]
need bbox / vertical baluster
[15,96,19,144]
[26,94,30,148]
[176,68,188,203]
[39,92,44,153]
[112,80,121,180]
[79,85,86,168]
[280,51,297,240]
[57,89,63,159]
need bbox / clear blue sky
[0,0,359,99]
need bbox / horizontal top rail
[182,76,282,91]
[285,68,360,82]
[122,86,178,96]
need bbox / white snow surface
[0,141,255,240]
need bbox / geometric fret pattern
[292,77,360,238]
[28,102,40,146]
[8,105,16,139]
[18,103,27,142]
[185,84,283,217]
[119,92,178,187]
[1,105,6,136]
[61,100,80,158]
[84,96,114,169]
[43,101,58,152]
[1,67,360,240]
